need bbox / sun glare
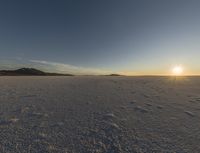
[172,66,183,76]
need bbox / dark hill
[0,68,73,76]
[107,74,122,76]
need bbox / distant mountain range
[0,68,73,76]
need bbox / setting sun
[172,66,183,75]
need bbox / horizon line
[0,67,200,77]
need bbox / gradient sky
[0,0,200,75]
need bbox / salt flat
[0,76,200,153]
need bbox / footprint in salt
[130,101,136,104]
[156,105,164,109]
[184,111,195,117]
[145,103,152,107]
[134,106,148,113]
[103,113,116,120]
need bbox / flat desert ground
[0,76,200,153]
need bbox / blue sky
[0,0,200,75]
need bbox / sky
[0,0,200,75]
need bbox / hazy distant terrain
[0,76,200,153]
[0,68,73,76]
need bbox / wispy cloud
[29,60,111,75]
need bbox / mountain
[0,68,73,76]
